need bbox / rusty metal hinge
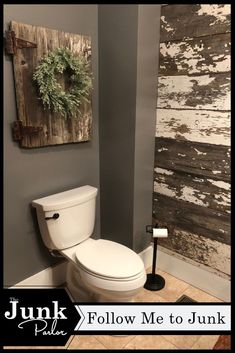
[12,120,43,141]
[5,30,37,55]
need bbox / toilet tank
[32,185,98,250]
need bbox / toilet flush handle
[45,213,60,220]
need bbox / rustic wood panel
[155,137,230,182]
[156,109,230,146]
[11,21,92,148]
[155,4,231,277]
[157,73,230,111]
[153,192,230,245]
[161,5,231,42]
[154,167,230,213]
[159,33,231,76]
[157,227,230,276]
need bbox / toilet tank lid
[32,185,98,211]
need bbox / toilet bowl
[63,239,146,302]
[32,186,146,302]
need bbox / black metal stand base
[144,273,165,291]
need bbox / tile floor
[4,269,223,350]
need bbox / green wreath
[33,47,92,117]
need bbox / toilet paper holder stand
[144,223,166,291]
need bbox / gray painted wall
[4,4,161,285]
[98,5,138,249]
[4,5,100,286]
[133,5,161,253]
[99,5,161,251]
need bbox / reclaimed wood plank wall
[153,4,231,278]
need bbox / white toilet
[32,185,146,302]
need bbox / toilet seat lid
[75,239,144,279]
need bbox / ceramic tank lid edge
[32,185,98,211]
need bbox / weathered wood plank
[153,192,230,245]
[157,227,230,276]
[154,167,230,213]
[155,137,230,182]
[157,73,230,111]
[155,3,231,276]
[161,4,231,42]
[156,109,230,146]
[11,21,92,148]
[159,33,231,76]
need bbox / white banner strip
[74,305,231,332]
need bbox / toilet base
[144,273,165,291]
[67,280,136,303]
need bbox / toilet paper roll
[153,228,168,238]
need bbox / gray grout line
[162,334,202,350]
[122,335,137,350]
[65,335,75,350]
[92,336,111,350]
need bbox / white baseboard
[138,245,231,302]
[138,245,153,269]
[9,261,67,288]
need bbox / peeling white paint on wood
[156,109,230,146]
[154,180,176,198]
[158,228,230,276]
[207,179,230,190]
[153,192,230,245]
[157,74,230,110]
[158,244,230,281]
[197,4,231,25]
[161,15,175,33]
[158,147,168,152]
[155,137,230,182]
[155,4,231,278]
[161,5,231,42]
[213,193,230,208]
[154,167,230,213]
[155,167,173,175]
[160,33,231,75]
[154,180,207,207]
[194,148,207,155]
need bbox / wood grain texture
[11,21,92,148]
[155,137,230,182]
[153,192,230,245]
[156,226,230,276]
[159,33,231,76]
[161,4,231,42]
[154,167,230,213]
[154,4,231,277]
[156,109,230,146]
[157,73,230,111]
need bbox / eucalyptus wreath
[33,47,92,117]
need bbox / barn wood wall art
[5,21,93,148]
